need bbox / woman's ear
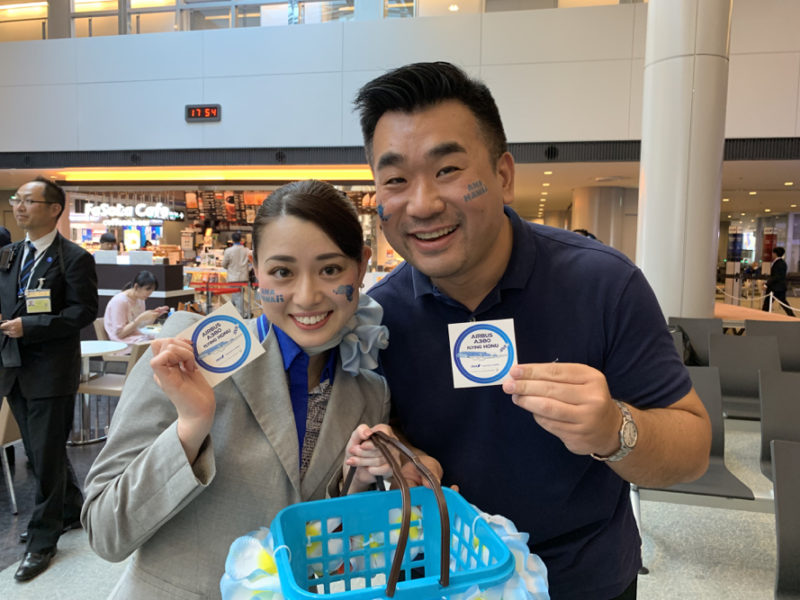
[357,246,372,285]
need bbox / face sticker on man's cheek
[463,180,488,202]
[333,284,355,302]
[377,204,391,222]
[258,288,285,303]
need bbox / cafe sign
[84,201,185,221]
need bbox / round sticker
[192,315,252,374]
[453,324,515,384]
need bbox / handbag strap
[340,431,450,596]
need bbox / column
[636,0,732,319]
[543,211,568,230]
[572,187,639,260]
[354,0,383,20]
[47,0,70,39]
[572,187,625,247]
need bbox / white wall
[0,0,797,153]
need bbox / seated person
[103,270,169,343]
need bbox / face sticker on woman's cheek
[462,180,488,202]
[333,284,355,302]
[258,288,285,303]
[377,204,391,222]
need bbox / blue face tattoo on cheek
[377,204,391,222]
[463,180,488,202]
[257,288,285,303]
[333,284,355,302]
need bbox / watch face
[622,421,638,448]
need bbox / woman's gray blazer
[81,311,390,599]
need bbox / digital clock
[185,104,221,123]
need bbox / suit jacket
[81,311,390,600]
[0,232,98,398]
[766,257,788,293]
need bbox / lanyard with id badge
[17,244,55,314]
[25,278,52,314]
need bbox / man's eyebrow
[375,142,467,171]
[376,152,404,171]
[426,142,467,160]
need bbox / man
[355,62,711,600]
[98,232,117,251]
[0,177,98,582]
[762,246,794,315]
[222,231,252,316]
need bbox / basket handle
[341,431,450,597]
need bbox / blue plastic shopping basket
[269,432,515,600]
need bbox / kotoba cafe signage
[84,201,185,221]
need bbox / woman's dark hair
[252,180,362,264]
[123,270,159,291]
[354,61,508,167]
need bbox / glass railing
[0,0,646,43]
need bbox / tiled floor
[0,402,779,599]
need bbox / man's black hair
[33,176,66,218]
[354,61,508,167]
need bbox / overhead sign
[84,201,185,221]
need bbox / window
[385,0,413,18]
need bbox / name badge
[25,289,52,314]
[448,318,517,388]
[176,302,264,387]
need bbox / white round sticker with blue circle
[192,315,251,374]
[453,323,515,384]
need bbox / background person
[222,230,252,316]
[762,246,794,315]
[103,270,169,344]
[98,232,117,251]
[355,62,711,600]
[0,225,10,247]
[82,180,394,599]
[0,177,98,582]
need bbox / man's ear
[496,152,515,207]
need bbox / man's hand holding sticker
[502,362,621,458]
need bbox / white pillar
[636,0,732,319]
[572,187,625,247]
[543,210,568,230]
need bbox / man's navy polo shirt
[368,206,691,600]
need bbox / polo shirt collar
[409,206,535,308]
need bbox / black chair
[708,333,781,420]
[667,317,723,365]
[745,320,800,372]
[771,439,800,599]
[758,370,800,481]
[642,366,753,499]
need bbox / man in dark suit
[0,177,98,582]
[762,246,794,316]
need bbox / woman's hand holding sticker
[150,337,216,463]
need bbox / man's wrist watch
[591,401,638,462]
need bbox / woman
[103,270,169,343]
[82,180,394,599]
